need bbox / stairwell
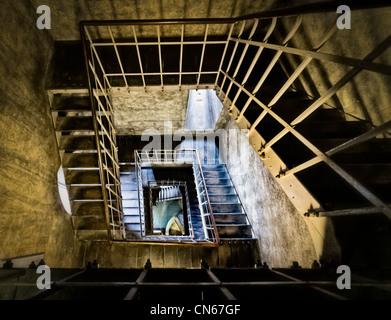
[50,91,108,241]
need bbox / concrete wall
[28,0,279,41]
[216,113,318,268]
[112,87,189,135]
[0,1,78,267]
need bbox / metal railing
[135,150,219,244]
[79,0,391,238]
[80,27,126,240]
[215,2,391,220]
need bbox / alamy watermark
[336,264,351,290]
[35,5,351,31]
[337,5,351,30]
[36,5,51,30]
[36,265,51,290]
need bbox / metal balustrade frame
[80,0,391,242]
[135,150,219,244]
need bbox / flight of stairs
[202,164,253,239]
[50,92,108,240]
[119,162,253,241]
[119,165,141,238]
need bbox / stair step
[211,203,242,213]
[304,108,346,122]
[330,139,391,164]
[71,201,105,216]
[217,225,252,238]
[123,216,141,224]
[206,186,235,194]
[339,164,391,185]
[277,107,345,123]
[123,199,139,207]
[124,207,139,215]
[201,164,225,172]
[295,162,372,210]
[204,178,231,186]
[56,116,94,132]
[51,95,91,112]
[203,171,227,179]
[213,213,248,224]
[120,174,137,183]
[121,190,138,199]
[121,183,138,191]
[72,215,107,230]
[62,153,98,168]
[125,223,141,231]
[295,121,371,139]
[59,135,96,151]
[65,170,101,185]
[68,186,103,201]
[208,194,239,203]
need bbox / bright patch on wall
[185,89,223,131]
[57,165,72,215]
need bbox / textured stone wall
[28,0,279,41]
[216,114,318,268]
[112,88,189,135]
[0,1,78,267]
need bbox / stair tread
[295,120,371,138]
[62,153,98,168]
[59,135,96,151]
[65,170,101,184]
[51,95,91,111]
[56,116,94,132]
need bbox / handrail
[193,150,220,244]
[80,24,125,240]
[80,24,113,241]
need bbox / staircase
[119,165,141,238]
[50,92,108,240]
[202,164,253,239]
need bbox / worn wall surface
[112,88,189,135]
[70,240,260,269]
[0,1,78,267]
[216,115,318,268]
[28,0,278,41]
